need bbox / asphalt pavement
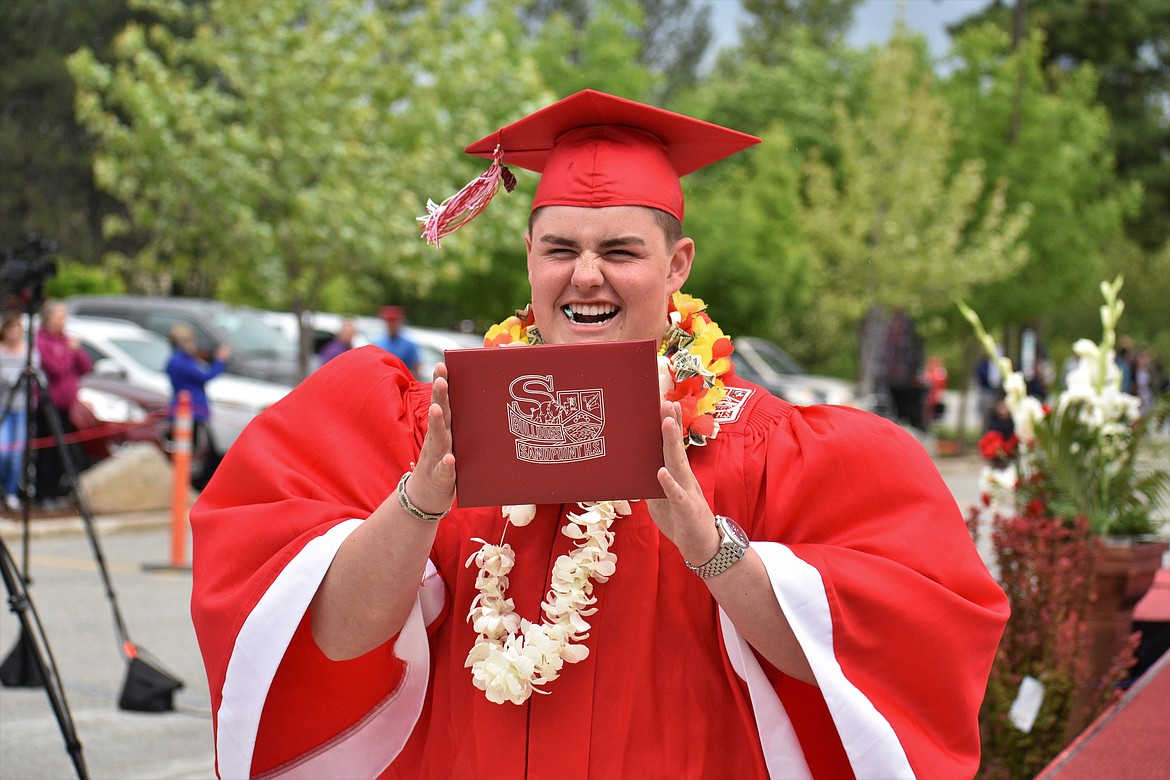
[0,452,987,780]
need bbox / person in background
[373,305,420,376]
[318,318,357,365]
[1116,335,1135,394]
[34,300,93,507]
[924,355,948,425]
[1133,347,1156,417]
[0,314,32,511]
[881,308,926,431]
[976,350,1004,429]
[167,323,230,488]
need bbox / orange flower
[670,291,707,331]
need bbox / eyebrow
[537,234,647,249]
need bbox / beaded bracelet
[396,471,449,523]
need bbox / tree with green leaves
[739,0,861,61]
[683,125,812,343]
[666,28,850,368]
[519,0,711,103]
[526,0,657,101]
[68,0,544,377]
[799,30,1032,393]
[943,22,1133,345]
[952,0,1170,250]
[0,0,141,269]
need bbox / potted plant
[960,277,1169,778]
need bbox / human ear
[665,237,695,294]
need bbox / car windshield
[748,339,807,375]
[212,311,298,359]
[111,335,170,372]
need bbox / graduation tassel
[418,145,517,247]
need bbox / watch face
[717,515,749,548]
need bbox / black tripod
[0,531,87,778]
[0,272,183,775]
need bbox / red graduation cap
[419,90,760,246]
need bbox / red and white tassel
[418,145,517,247]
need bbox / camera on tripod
[2,233,59,308]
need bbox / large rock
[79,443,190,514]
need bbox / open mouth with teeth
[563,304,619,325]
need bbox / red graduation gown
[190,346,1007,779]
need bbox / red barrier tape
[0,411,169,452]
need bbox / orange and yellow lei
[483,291,734,447]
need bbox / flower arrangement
[960,277,1169,778]
[961,276,1169,538]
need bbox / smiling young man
[190,90,1008,779]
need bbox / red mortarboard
[419,90,760,246]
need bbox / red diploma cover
[445,340,666,507]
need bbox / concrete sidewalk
[0,513,213,779]
[0,454,987,779]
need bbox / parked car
[66,295,304,386]
[70,382,170,468]
[66,315,291,469]
[259,310,483,381]
[731,336,862,408]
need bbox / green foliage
[799,29,1031,384]
[739,0,861,59]
[0,0,139,265]
[45,259,127,298]
[674,29,849,372]
[67,0,544,368]
[684,126,812,345]
[520,0,709,103]
[952,0,1170,250]
[1025,396,1170,537]
[527,0,657,99]
[943,23,1134,333]
[633,0,713,103]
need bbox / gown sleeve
[708,394,1008,779]
[189,346,444,778]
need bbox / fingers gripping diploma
[407,363,458,515]
[646,400,721,567]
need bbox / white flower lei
[464,500,631,705]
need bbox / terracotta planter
[935,439,961,457]
[1069,538,1169,736]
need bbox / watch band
[686,515,748,579]
[396,471,449,523]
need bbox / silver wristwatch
[685,515,749,579]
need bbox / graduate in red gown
[191,90,1008,779]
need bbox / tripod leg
[32,373,185,711]
[0,536,89,778]
[0,625,45,687]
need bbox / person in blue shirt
[372,305,420,377]
[167,323,230,487]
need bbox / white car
[67,316,292,452]
[731,336,862,408]
[259,310,483,381]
